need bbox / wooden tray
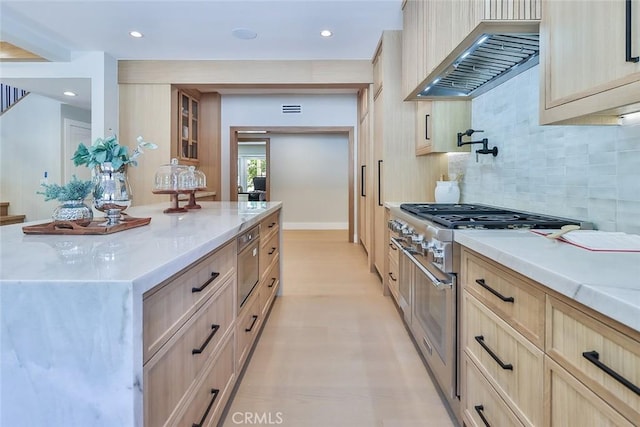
[22,214,151,235]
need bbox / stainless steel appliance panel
[237,226,260,309]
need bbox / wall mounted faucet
[456,129,498,158]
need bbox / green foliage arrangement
[72,134,158,170]
[37,175,94,202]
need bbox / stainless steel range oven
[387,203,591,422]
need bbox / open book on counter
[532,230,640,252]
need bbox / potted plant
[72,134,157,221]
[38,175,95,226]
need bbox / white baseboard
[283,222,348,230]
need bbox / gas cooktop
[400,203,590,230]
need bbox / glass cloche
[153,158,189,192]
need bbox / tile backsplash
[450,65,640,234]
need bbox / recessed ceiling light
[129,31,143,38]
[63,91,76,97]
[320,30,333,37]
[232,28,257,40]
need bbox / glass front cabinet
[178,90,199,163]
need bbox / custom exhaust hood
[416,23,540,99]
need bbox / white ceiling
[1,0,403,61]
[1,0,402,110]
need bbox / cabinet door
[358,88,371,252]
[415,101,471,155]
[402,0,420,99]
[464,291,544,426]
[546,356,635,427]
[541,0,640,124]
[178,91,200,163]
[373,91,385,277]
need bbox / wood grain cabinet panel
[462,248,545,348]
[260,230,279,280]
[545,356,635,427]
[462,354,524,427]
[143,240,236,363]
[387,240,399,302]
[144,277,235,427]
[464,291,544,426]
[169,333,236,427]
[546,296,640,424]
[414,100,471,155]
[236,290,263,369]
[260,253,280,317]
[540,0,640,124]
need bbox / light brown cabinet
[414,100,471,155]
[370,30,447,281]
[178,90,200,163]
[143,208,282,427]
[460,246,640,427]
[357,87,372,255]
[540,0,640,124]
[143,240,237,427]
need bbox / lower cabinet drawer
[237,291,263,368]
[260,230,279,279]
[546,296,640,423]
[260,254,280,316]
[464,291,544,426]
[387,253,399,302]
[143,240,236,363]
[462,354,524,427]
[144,277,235,427]
[170,333,236,427]
[546,356,635,427]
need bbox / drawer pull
[475,335,513,370]
[192,388,220,427]
[388,272,397,282]
[192,324,220,355]
[268,247,276,255]
[268,222,276,228]
[474,405,490,427]
[268,277,277,288]
[389,243,397,250]
[582,350,640,395]
[192,272,220,293]
[245,315,259,332]
[475,279,514,303]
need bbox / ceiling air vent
[282,104,302,114]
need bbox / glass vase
[93,162,132,223]
[52,200,93,226]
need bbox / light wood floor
[221,230,456,427]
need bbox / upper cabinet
[415,101,471,155]
[540,0,640,124]
[402,0,540,101]
[177,90,200,164]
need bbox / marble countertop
[0,201,282,427]
[0,201,282,294]
[454,230,640,333]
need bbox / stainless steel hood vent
[418,33,539,98]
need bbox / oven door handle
[392,237,452,290]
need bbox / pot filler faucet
[456,129,498,160]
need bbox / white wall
[1,94,63,221]
[221,93,357,230]
[270,133,349,229]
[451,65,640,234]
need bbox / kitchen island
[0,201,282,427]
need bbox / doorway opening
[230,126,355,242]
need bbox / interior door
[63,119,91,182]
